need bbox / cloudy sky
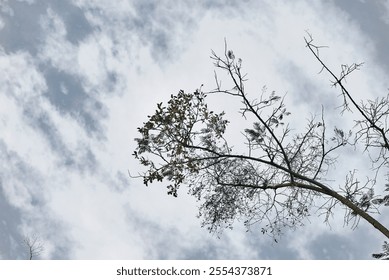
[1,0,389,260]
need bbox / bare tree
[22,234,44,260]
[133,36,389,258]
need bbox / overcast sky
[1,0,389,260]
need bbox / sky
[0,0,389,260]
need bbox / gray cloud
[0,140,74,259]
[41,65,106,137]
[0,182,25,259]
[335,0,389,73]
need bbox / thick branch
[184,142,389,238]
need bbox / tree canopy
[133,35,389,258]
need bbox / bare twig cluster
[305,33,389,258]
[23,234,44,260]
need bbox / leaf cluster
[372,241,389,260]
[133,89,230,197]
